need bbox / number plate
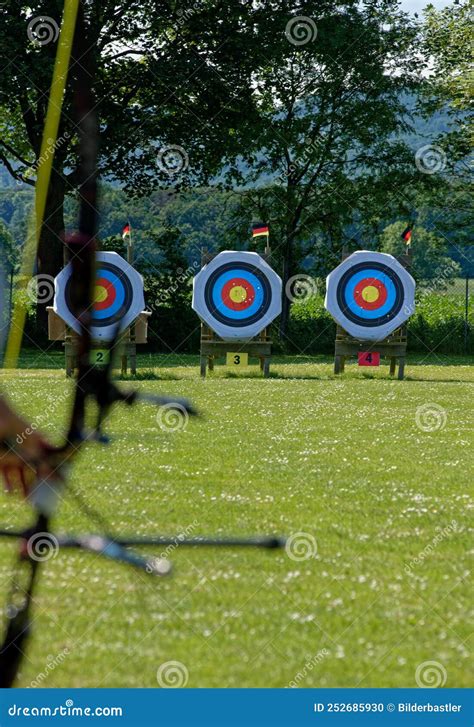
[89,349,110,366]
[226,352,248,367]
[358,352,380,366]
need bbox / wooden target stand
[333,249,412,380]
[199,247,273,378]
[47,309,151,377]
[48,241,150,376]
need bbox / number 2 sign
[358,351,380,366]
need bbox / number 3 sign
[226,352,249,366]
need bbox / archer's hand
[0,398,58,497]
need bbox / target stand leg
[334,355,345,374]
[200,356,207,378]
[121,355,128,376]
[208,356,215,372]
[263,358,270,378]
[398,358,405,381]
[66,356,74,378]
[389,357,396,376]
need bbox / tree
[0,0,263,321]
[220,0,429,336]
[423,0,472,157]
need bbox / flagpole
[127,220,133,265]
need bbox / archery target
[54,251,145,340]
[192,251,282,340]
[325,251,415,341]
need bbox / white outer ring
[53,251,145,340]
[324,251,416,341]
[192,251,282,341]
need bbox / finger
[0,466,12,493]
[19,468,29,498]
[3,466,18,494]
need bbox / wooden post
[333,251,410,379]
[198,248,274,377]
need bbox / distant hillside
[0,99,456,192]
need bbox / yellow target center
[94,285,108,304]
[229,285,247,303]
[361,285,379,303]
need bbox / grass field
[0,353,472,688]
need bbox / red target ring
[221,277,256,311]
[94,277,117,311]
[353,277,388,311]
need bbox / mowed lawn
[0,354,472,688]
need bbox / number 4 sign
[358,351,380,366]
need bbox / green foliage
[284,292,472,355]
[140,226,199,352]
[424,0,473,114]
[422,0,473,163]
[409,291,473,355]
[285,297,335,354]
[379,222,460,287]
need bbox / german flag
[252,223,269,239]
[401,225,412,245]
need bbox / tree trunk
[36,172,65,330]
[279,176,300,339]
[279,242,292,339]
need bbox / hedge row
[283,293,473,355]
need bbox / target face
[192,251,282,340]
[325,251,415,341]
[54,252,145,340]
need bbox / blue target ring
[92,268,126,320]
[204,261,272,328]
[65,260,133,329]
[343,268,397,320]
[211,268,264,320]
[336,261,404,328]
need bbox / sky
[400,0,450,14]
